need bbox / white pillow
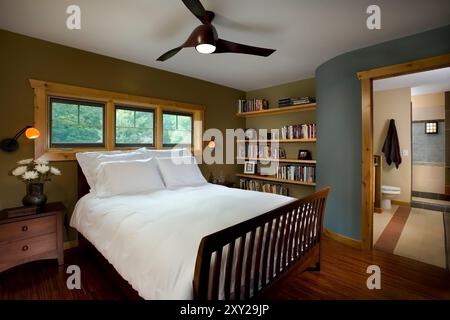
[94,158,165,198]
[76,148,147,191]
[157,156,207,188]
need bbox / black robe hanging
[382,119,402,168]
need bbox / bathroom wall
[373,88,412,203]
[411,92,446,194]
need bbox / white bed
[70,183,295,300]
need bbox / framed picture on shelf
[279,147,286,159]
[298,149,312,160]
[244,161,256,174]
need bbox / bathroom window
[425,121,438,134]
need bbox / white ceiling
[0,0,449,91]
[374,67,450,96]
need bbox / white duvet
[70,183,294,300]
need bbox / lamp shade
[25,127,40,139]
[208,137,216,149]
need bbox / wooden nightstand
[0,202,65,272]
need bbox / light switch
[402,149,409,157]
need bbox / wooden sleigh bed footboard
[77,165,330,300]
[193,187,330,300]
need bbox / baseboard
[64,240,79,250]
[374,207,383,214]
[392,200,411,207]
[323,228,362,249]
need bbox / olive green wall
[245,78,316,199]
[0,29,245,239]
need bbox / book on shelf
[278,96,316,107]
[237,98,269,113]
[275,165,316,183]
[281,123,316,140]
[239,178,288,196]
[238,144,286,159]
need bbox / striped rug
[374,206,411,253]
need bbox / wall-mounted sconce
[425,121,438,134]
[207,137,216,149]
[0,126,40,152]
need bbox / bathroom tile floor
[374,205,447,269]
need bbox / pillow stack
[76,148,207,198]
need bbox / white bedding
[70,183,294,300]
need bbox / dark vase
[22,183,47,207]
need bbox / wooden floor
[1,237,449,300]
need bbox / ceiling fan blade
[181,0,213,24]
[214,39,276,57]
[156,47,183,61]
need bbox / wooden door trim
[358,53,450,250]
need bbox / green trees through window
[115,107,154,146]
[50,97,193,149]
[163,113,192,146]
[50,98,104,146]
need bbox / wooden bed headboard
[77,165,90,199]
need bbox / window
[163,112,193,147]
[50,97,105,147]
[115,106,154,147]
[31,80,204,160]
[425,121,438,134]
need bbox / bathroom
[372,67,450,269]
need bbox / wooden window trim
[29,79,205,161]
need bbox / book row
[276,165,316,183]
[239,179,289,196]
[237,99,269,113]
[238,144,286,159]
[281,123,316,140]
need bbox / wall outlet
[402,149,409,157]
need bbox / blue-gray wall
[412,121,445,164]
[316,25,450,240]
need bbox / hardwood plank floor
[0,237,449,300]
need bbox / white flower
[34,159,49,165]
[12,166,27,176]
[50,167,61,176]
[22,171,39,180]
[17,158,33,165]
[35,164,50,174]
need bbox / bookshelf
[236,138,316,143]
[237,157,316,165]
[236,103,316,117]
[235,98,317,197]
[236,173,316,187]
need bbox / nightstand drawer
[0,233,57,271]
[0,215,56,244]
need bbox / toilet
[381,185,401,209]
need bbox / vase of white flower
[22,182,47,207]
[10,158,62,208]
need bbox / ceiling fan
[156,0,276,61]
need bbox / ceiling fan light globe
[196,43,216,54]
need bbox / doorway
[357,54,450,257]
[370,68,450,268]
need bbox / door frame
[357,53,450,250]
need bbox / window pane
[163,113,192,146]
[115,107,154,145]
[50,98,104,146]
